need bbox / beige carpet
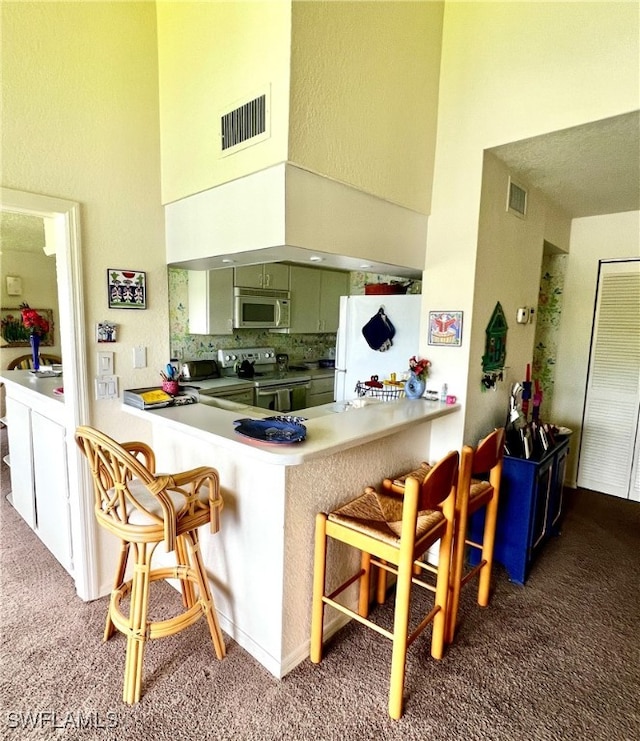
[0,426,638,740]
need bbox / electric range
[217,347,311,411]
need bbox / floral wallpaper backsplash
[532,253,567,416]
[168,268,420,364]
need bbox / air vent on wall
[507,176,528,218]
[219,87,270,157]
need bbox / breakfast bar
[124,397,460,678]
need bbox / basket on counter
[354,381,405,401]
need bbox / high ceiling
[489,111,640,219]
[2,111,638,262]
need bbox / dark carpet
[0,426,638,740]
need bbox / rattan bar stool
[75,426,226,704]
[310,450,458,720]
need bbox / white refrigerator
[334,294,422,402]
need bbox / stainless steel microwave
[233,287,291,329]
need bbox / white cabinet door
[188,268,234,335]
[319,270,350,333]
[289,266,322,333]
[5,397,36,528]
[289,266,349,334]
[235,263,290,290]
[308,374,335,406]
[31,411,73,571]
[264,263,289,290]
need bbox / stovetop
[217,347,310,388]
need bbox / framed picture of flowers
[1,307,55,347]
[107,269,146,309]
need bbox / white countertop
[123,396,460,466]
[0,369,65,421]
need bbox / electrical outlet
[133,345,146,369]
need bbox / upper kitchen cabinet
[235,263,289,291]
[289,266,349,334]
[188,268,234,335]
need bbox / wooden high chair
[75,425,226,704]
[310,450,458,720]
[446,427,504,643]
[383,428,505,643]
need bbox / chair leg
[388,551,413,720]
[310,513,328,664]
[105,540,130,642]
[376,561,388,604]
[432,517,454,660]
[186,531,226,660]
[123,543,151,704]
[446,512,468,645]
[358,551,372,617]
[176,534,196,609]
[478,496,499,607]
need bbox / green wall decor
[482,301,508,373]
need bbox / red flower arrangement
[408,356,431,380]
[20,303,50,337]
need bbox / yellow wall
[157,0,292,205]
[158,1,444,214]
[289,1,443,214]
[1,1,167,440]
[0,249,61,366]
[423,1,640,452]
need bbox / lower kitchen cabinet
[5,396,73,575]
[470,436,570,585]
[307,373,335,407]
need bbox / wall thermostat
[517,307,529,324]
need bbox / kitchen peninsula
[124,396,460,678]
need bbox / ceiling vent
[507,176,528,218]
[219,87,270,157]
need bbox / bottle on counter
[440,383,448,403]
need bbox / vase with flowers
[20,303,50,371]
[405,356,431,399]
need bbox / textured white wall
[1,2,168,441]
[552,211,640,486]
[423,1,639,450]
[0,250,61,365]
[157,1,292,204]
[289,1,443,214]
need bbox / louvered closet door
[578,260,640,500]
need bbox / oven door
[255,383,309,412]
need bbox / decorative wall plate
[233,417,307,444]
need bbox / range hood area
[165,163,427,279]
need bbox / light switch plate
[97,351,114,375]
[95,375,118,400]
